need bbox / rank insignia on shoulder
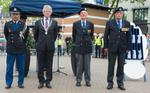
[121,28,129,32]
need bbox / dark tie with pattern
[45,18,48,29]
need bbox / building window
[133,8,148,21]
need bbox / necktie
[13,21,17,32]
[45,18,48,29]
[82,21,86,32]
[117,20,120,29]
[82,21,86,28]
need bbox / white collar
[81,20,86,22]
[116,19,122,23]
[13,20,19,24]
[44,17,50,20]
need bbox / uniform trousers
[6,53,25,86]
[95,45,101,58]
[76,53,91,83]
[107,51,125,86]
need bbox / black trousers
[71,51,77,76]
[16,50,31,77]
[58,45,62,56]
[107,52,125,86]
[95,45,101,58]
[24,50,30,77]
[37,51,54,83]
[66,45,69,55]
[101,48,107,58]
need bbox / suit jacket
[4,20,26,53]
[104,19,132,53]
[34,18,58,52]
[72,20,94,54]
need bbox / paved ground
[0,54,150,93]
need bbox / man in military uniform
[34,5,58,89]
[4,7,26,89]
[72,8,94,87]
[104,7,132,90]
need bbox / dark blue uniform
[72,19,94,86]
[4,20,26,87]
[104,19,132,88]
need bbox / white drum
[124,60,146,79]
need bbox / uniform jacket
[34,18,58,53]
[72,20,94,54]
[104,19,132,53]
[4,20,26,53]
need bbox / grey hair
[42,5,53,13]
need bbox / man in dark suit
[72,8,94,87]
[104,7,132,90]
[4,7,26,89]
[34,5,58,89]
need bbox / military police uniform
[104,7,132,90]
[4,7,26,89]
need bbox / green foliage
[104,0,110,4]
[0,0,3,5]
[68,39,76,52]
[26,32,34,51]
[0,0,12,15]
[103,0,145,19]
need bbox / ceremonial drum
[124,22,148,79]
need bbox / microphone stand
[53,34,67,75]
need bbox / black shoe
[46,83,52,89]
[18,85,24,88]
[76,82,81,87]
[5,85,11,89]
[118,85,125,90]
[86,82,91,87]
[107,84,113,89]
[38,83,44,89]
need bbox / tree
[0,0,12,16]
[104,0,145,19]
